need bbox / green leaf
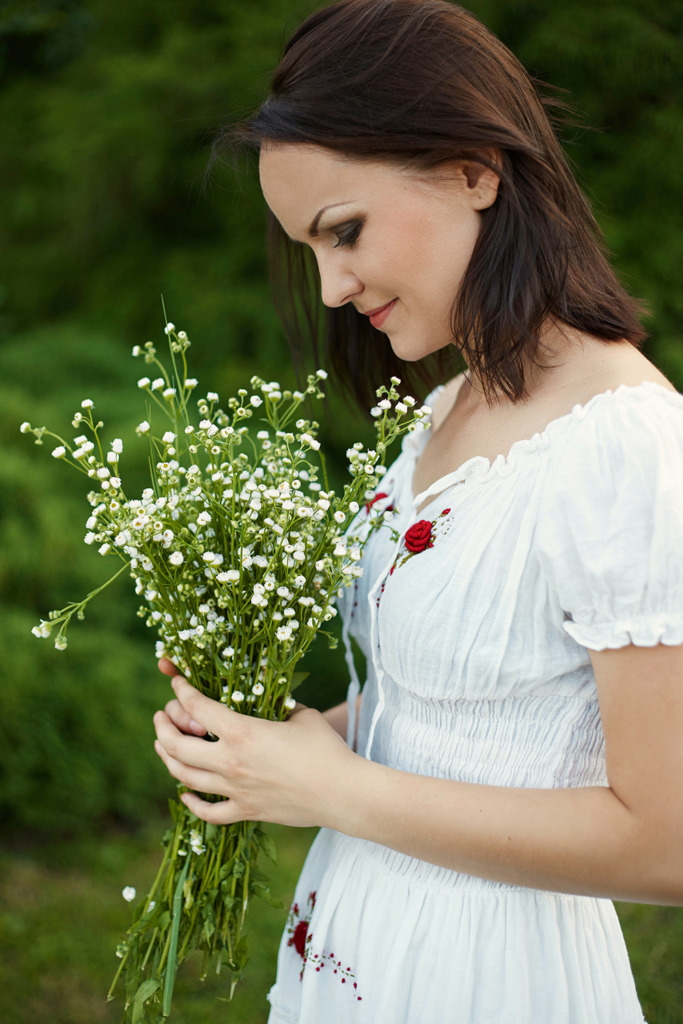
[251,882,282,909]
[254,827,278,864]
[132,979,161,1024]
[162,857,190,1016]
[289,670,309,692]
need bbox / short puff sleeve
[537,383,683,651]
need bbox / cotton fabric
[267,380,683,1024]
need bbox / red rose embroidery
[404,519,433,553]
[289,919,309,957]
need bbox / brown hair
[217,0,646,409]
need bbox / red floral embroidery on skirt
[285,891,362,1001]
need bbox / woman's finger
[163,698,207,736]
[153,710,222,771]
[154,740,231,796]
[158,657,179,678]
[170,675,239,737]
[180,790,245,826]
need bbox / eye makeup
[332,218,364,248]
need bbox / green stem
[162,855,190,1016]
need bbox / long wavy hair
[215,0,646,409]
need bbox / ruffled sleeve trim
[563,615,683,651]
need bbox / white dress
[267,380,683,1024]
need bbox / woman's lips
[366,299,397,330]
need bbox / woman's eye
[333,221,362,248]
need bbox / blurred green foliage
[1,0,681,840]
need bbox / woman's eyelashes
[333,219,363,248]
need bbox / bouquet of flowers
[22,322,428,1022]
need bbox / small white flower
[252,682,265,697]
[396,401,408,414]
[275,626,293,642]
[96,466,110,479]
[110,476,121,489]
[84,532,96,545]
[221,646,235,659]
[250,395,263,407]
[169,551,184,565]
[162,431,176,444]
[151,377,164,391]
[137,420,151,434]
[98,542,110,555]
[231,690,245,703]
[217,569,240,584]
[51,446,66,459]
[333,511,346,524]
[294,575,306,587]
[202,551,223,566]
[299,432,321,450]
[132,345,141,357]
[196,511,211,526]
[137,377,151,389]
[370,407,381,418]
[122,886,136,902]
[284,695,297,710]
[207,391,219,402]
[377,399,391,410]
[316,369,328,380]
[80,399,94,409]
[189,830,206,855]
[164,322,175,334]
[184,378,198,388]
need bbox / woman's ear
[461,153,501,210]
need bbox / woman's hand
[153,669,356,828]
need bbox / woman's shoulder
[559,341,682,446]
[569,339,675,400]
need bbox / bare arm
[154,643,683,905]
[322,694,362,747]
[322,700,349,739]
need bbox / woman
[153,2,683,1021]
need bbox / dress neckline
[410,380,682,511]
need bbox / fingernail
[189,719,204,732]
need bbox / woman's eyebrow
[308,201,354,238]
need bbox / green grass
[1,822,681,1023]
[0,820,316,1024]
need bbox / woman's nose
[317,254,363,309]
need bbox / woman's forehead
[259,145,386,238]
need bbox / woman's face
[259,143,498,362]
